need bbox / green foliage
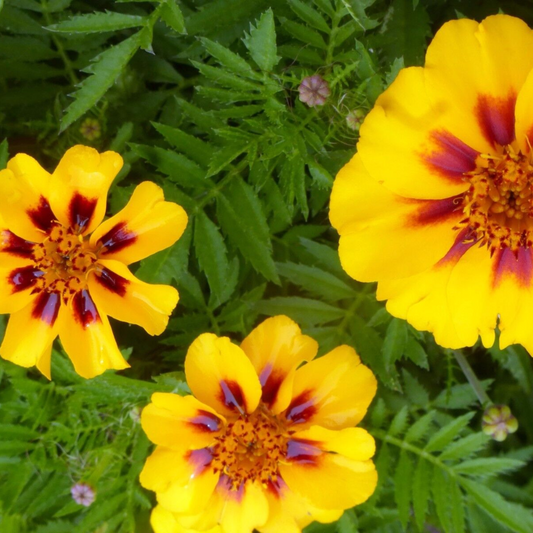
[1,0,533,532]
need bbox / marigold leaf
[194,211,237,307]
[0,138,8,169]
[216,177,278,283]
[461,479,533,533]
[46,11,146,33]
[256,297,344,327]
[276,261,356,301]
[199,37,257,78]
[439,433,490,461]
[60,31,144,131]
[412,457,431,530]
[432,466,454,533]
[382,318,408,369]
[425,412,475,453]
[388,405,409,437]
[394,451,414,528]
[288,0,330,33]
[405,410,435,443]
[243,8,280,71]
[281,18,328,49]
[453,457,525,478]
[160,0,186,34]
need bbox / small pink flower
[71,482,95,506]
[298,75,330,107]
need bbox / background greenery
[1,0,533,532]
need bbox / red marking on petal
[408,194,465,227]
[423,131,478,179]
[9,266,44,293]
[476,93,517,147]
[437,230,476,267]
[285,390,317,425]
[32,291,60,325]
[285,439,322,465]
[188,410,222,433]
[28,196,56,232]
[217,474,244,500]
[98,222,137,255]
[218,380,247,414]
[72,289,100,327]
[187,448,213,475]
[94,267,128,297]
[259,365,284,407]
[492,247,533,288]
[1,230,35,256]
[69,193,97,231]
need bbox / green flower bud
[482,404,518,442]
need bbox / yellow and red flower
[331,15,533,353]
[0,145,187,378]
[140,316,377,533]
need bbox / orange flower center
[31,223,97,300]
[210,408,289,490]
[461,146,533,252]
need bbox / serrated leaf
[382,318,408,368]
[160,0,186,34]
[256,297,344,327]
[394,451,413,528]
[433,380,493,410]
[412,457,431,530]
[207,141,253,177]
[461,479,533,533]
[152,122,212,166]
[388,405,409,437]
[439,433,489,461]
[432,466,454,533]
[216,177,278,283]
[341,0,380,30]
[405,410,434,443]
[276,261,355,301]
[243,8,280,72]
[425,412,474,453]
[192,61,261,92]
[47,11,145,33]
[61,31,143,131]
[129,143,206,186]
[402,369,429,406]
[282,18,328,49]
[308,160,333,189]
[200,37,256,77]
[453,457,525,478]
[0,138,8,169]
[194,211,237,307]
[299,237,344,275]
[0,6,46,35]
[288,0,330,33]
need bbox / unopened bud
[79,118,101,141]
[346,109,365,131]
[482,404,518,442]
[298,75,330,107]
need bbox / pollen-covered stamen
[210,408,289,491]
[31,222,97,301]
[459,145,533,253]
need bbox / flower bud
[482,404,518,442]
[298,75,330,107]
[346,109,365,131]
[79,118,101,141]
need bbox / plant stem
[452,350,491,407]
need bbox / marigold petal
[0,155,53,242]
[240,316,318,414]
[184,333,262,416]
[331,154,463,281]
[48,146,122,235]
[357,67,475,199]
[425,15,533,150]
[0,266,40,314]
[285,345,377,430]
[141,393,225,451]
[0,294,61,373]
[280,440,377,510]
[514,68,533,153]
[88,259,178,336]
[90,181,188,265]
[57,292,129,379]
[151,506,221,533]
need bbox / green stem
[452,349,491,407]
[41,0,79,86]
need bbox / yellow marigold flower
[0,145,187,379]
[330,14,533,352]
[140,315,378,533]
